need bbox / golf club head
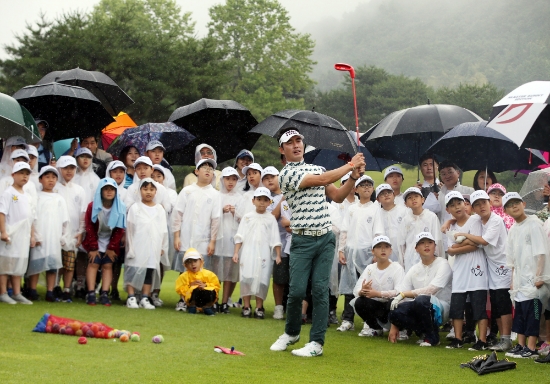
[334,63,355,78]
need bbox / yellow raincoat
[175,267,221,304]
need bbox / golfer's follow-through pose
[270,128,366,357]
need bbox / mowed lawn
[0,271,544,384]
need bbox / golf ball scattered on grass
[131,333,140,342]
[152,335,164,344]
[119,334,129,342]
[78,337,87,345]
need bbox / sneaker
[397,330,409,341]
[486,333,498,346]
[538,342,550,356]
[109,289,120,301]
[270,333,300,351]
[175,300,187,312]
[462,331,477,344]
[212,302,218,312]
[126,297,139,309]
[489,338,513,352]
[445,326,455,340]
[518,347,539,359]
[86,292,96,306]
[291,341,323,357]
[446,338,464,349]
[220,303,230,314]
[273,305,284,320]
[139,297,155,310]
[75,288,86,300]
[357,323,370,337]
[359,328,383,337]
[11,293,33,305]
[187,306,197,314]
[419,339,440,347]
[0,292,17,304]
[151,293,163,307]
[254,307,265,319]
[328,310,339,325]
[241,307,251,318]
[505,344,524,358]
[61,291,72,303]
[53,286,63,299]
[46,291,60,302]
[99,293,111,307]
[468,340,488,351]
[203,307,215,316]
[535,352,550,364]
[336,320,354,332]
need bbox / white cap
[503,192,523,207]
[75,147,93,158]
[341,171,352,184]
[108,160,127,171]
[384,165,404,180]
[261,166,279,179]
[39,165,59,178]
[354,175,374,188]
[445,191,464,206]
[415,231,435,245]
[183,248,202,262]
[242,163,263,176]
[10,149,30,161]
[9,136,26,147]
[372,235,391,248]
[375,183,393,198]
[146,140,166,152]
[57,155,77,168]
[12,162,31,174]
[134,156,153,168]
[26,146,38,158]
[196,158,217,169]
[253,187,271,199]
[278,129,304,146]
[403,187,423,201]
[221,167,239,178]
[152,164,165,175]
[469,190,489,205]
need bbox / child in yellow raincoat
[175,248,220,315]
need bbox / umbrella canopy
[426,121,547,172]
[13,82,115,141]
[107,122,195,157]
[304,131,395,171]
[250,109,356,154]
[101,112,137,150]
[519,168,550,215]
[487,81,550,150]
[20,106,41,143]
[0,92,41,142]
[168,98,260,165]
[37,68,134,116]
[362,104,483,165]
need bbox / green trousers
[285,231,335,345]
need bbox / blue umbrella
[426,121,547,173]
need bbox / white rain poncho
[235,188,257,222]
[0,175,38,214]
[171,182,221,272]
[327,202,342,296]
[56,180,87,251]
[0,137,26,179]
[73,163,100,205]
[106,161,128,202]
[339,201,384,295]
[234,210,281,300]
[27,145,40,190]
[124,199,169,291]
[165,187,178,269]
[0,186,33,276]
[331,196,358,222]
[379,203,408,263]
[398,208,443,272]
[26,191,70,276]
[124,178,172,213]
[508,215,550,308]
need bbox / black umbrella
[13,82,115,141]
[250,109,356,154]
[168,98,260,165]
[36,68,134,116]
[361,104,483,166]
[426,121,547,172]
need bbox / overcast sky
[0,0,368,59]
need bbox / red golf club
[334,63,359,149]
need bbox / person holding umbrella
[415,153,441,215]
[270,128,365,357]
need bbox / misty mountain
[307,0,549,91]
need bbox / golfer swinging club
[270,128,365,357]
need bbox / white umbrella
[519,168,550,215]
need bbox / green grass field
[0,271,544,383]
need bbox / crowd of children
[1,133,550,363]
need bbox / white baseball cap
[445,191,465,206]
[253,187,271,199]
[74,147,93,158]
[26,145,38,158]
[261,166,279,179]
[8,136,26,147]
[469,190,490,205]
[503,192,523,207]
[196,158,217,170]
[152,164,165,175]
[146,140,166,152]
[375,183,393,198]
[278,129,304,146]
[415,231,435,245]
[372,235,392,248]
[39,165,59,178]
[10,149,30,161]
[108,160,127,171]
[403,187,423,201]
[341,171,352,184]
[221,167,239,178]
[384,165,404,180]
[57,155,77,169]
[183,247,202,262]
[12,162,31,174]
[355,174,374,188]
[134,156,153,168]
[242,163,263,176]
